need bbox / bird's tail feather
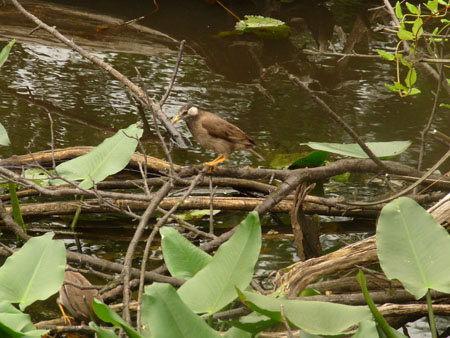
[250,148,265,161]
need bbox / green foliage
[52,123,143,189]
[376,197,450,299]
[0,301,48,337]
[0,40,15,68]
[237,289,372,336]
[92,299,141,338]
[177,211,261,314]
[234,15,291,39]
[178,209,220,221]
[0,232,66,310]
[269,152,306,169]
[0,123,10,146]
[356,271,406,338]
[23,168,51,186]
[142,283,221,338]
[8,182,26,233]
[288,150,328,169]
[160,226,212,279]
[302,141,412,159]
[380,1,450,96]
[89,322,118,338]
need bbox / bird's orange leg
[58,303,74,325]
[203,154,227,173]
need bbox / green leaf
[223,327,252,338]
[302,141,412,159]
[356,271,405,338]
[160,226,212,279]
[353,320,379,338]
[179,209,220,221]
[440,103,450,109]
[0,232,66,310]
[270,152,306,169]
[331,172,351,182]
[425,0,439,13]
[238,290,371,336]
[235,15,291,39]
[395,2,404,19]
[398,29,415,40]
[0,123,10,146]
[406,2,420,14]
[377,49,396,61]
[0,301,49,337]
[405,68,417,87]
[412,18,424,37]
[92,299,142,338]
[0,40,15,68]
[89,322,118,338]
[377,197,450,299]
[230,311,276,334]
[408,87,421,95]
[8,182,26,233]
[23,168,51,186]
[142,283,220,338]
[385,83,398,92]
[53,123,143,189]
[177,211,261,314]
[288,151,328,169]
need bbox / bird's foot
[202,162,217,174]
[58,303,74,326]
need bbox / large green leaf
[0,123,10,146]
[89,322,118,338]
[0,301,48,337]
[377,197,450,299]
[223,327,252,338]
[0,232,66,310]
[92,299,142,338]
[141,283,220,338]
[239,290,371,336]
[177,211,261,314]
[288,150,328,169]
[160,226,212,279]
[302,141,412,159]
[0,40,15,68]
[53,123,143,189]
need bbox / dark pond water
[0,0,449,335]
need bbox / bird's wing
[201,114,256,146]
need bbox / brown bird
[173,104,264,172]
[58,270,102,325]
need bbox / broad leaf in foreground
[239,289,371,336]
[161,226,212,279]
[0,232,65,310]
[142,283,220,338]
[177,211,261,314]
[0,301,48,337]
[377,197,450,299]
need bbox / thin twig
[159,40,185,107]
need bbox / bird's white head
[173,103,198,123]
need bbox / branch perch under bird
[173,104,265,173]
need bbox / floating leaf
[235,15,290,39]
[302,141,412,159]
